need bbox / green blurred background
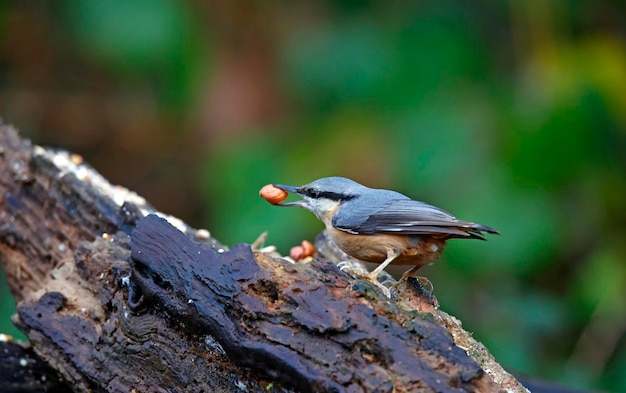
[1,1,624,391]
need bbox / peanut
[290,246,305,261]
[301,240,315,258]
[259,184,288,205]
[290,240,315,261]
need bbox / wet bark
[0,122,528,392]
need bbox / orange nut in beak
[259,184,288,205]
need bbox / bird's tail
[465,223,500,240]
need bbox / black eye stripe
[303,188,353,201]
[320,191,343,200]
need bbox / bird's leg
[366,247,400,282]
[397,265,420,284]
[363,247,401,297]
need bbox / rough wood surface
[0,337,70,392]
[0,122,528,392]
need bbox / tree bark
[0,122,528,392]
[0,338,71,392]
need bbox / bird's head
[273,177,362,222]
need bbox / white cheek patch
[308,198,340,224]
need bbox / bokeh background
[1,1,625,391]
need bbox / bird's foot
[337,260,368,276]
[337,261,395,298]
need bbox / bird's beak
[273,184,299,194]
[273,184,308,207]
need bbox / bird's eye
[309,189,320,198]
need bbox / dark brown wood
[129,215,498,392]
[0,122,528,392]
[0,338,71,393]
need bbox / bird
[271,176,499,296]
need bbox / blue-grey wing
[333,197,497,238]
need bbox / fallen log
[0,122,528,392]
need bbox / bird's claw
[337,260,368,276]
[337,261,397,298]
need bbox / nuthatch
[273,177,498,295]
